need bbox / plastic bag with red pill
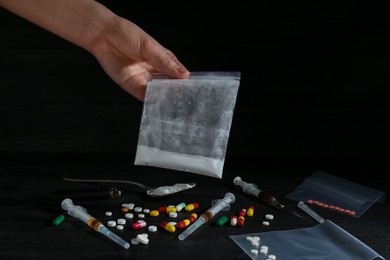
[284,171,386,218]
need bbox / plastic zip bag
[134,71,240,178]
[284,171,386,218]
[230,220,385,260]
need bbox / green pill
[216,216,229,226]
[52,214,65,226]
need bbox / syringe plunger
[233,176,284,209]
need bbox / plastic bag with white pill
[134,71,240,178]
[230,220,385,260]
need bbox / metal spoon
[62,177,196,197]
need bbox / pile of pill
[245,235,276,259]
[101,201,201,245]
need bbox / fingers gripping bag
[134,72,240,178]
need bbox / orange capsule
[121,207,129,213]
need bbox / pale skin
[0,0,190,101]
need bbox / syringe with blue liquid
[61,198,130,249]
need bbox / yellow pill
[247,206,255,217]
[166,206,177,213]
[150,210,159,217]
[185,202,199,211]
[165,223,176,232]
[160,221,176,232]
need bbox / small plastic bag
[134,71,240,178]
[230,220,385,260]
[284,171,386,218]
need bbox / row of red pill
[306,199,356,217]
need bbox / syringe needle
[61,198,130,249]
[178,193,235,241]
[258,191,284,209]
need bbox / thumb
[151,46,190,79]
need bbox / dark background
[1,1,390,172]
[0,1,389,259]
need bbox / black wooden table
[0,156,389,259]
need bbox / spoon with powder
[62,177,196,197]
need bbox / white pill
[230,217,237,226]
[250,249,258,255]
[148,225,158,232]
[169,212,178,218]
[265,214,274,220]
[260,248,268,255]
[138,213,145,219]
[131,238,140,245]
[260,245,268,252]
[175,202,186,212]
[253,236,260,242]
[268,255,276,260]
[116,225,124,230]
[138,220,146,224]
[141,233,148,238]
[136,234,149,244]
[246,236,253,241]
[125,213,134,219]
[134,207,143,212]
[262,221,270,226]
[168,222,177,226]
[127,203,135,210]
[143,208,150,213]
[122,203,127,207]
[117,218,126,225]
[105,211,112,217]
[107,220,116,227]
[251,241,260,248]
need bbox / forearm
[0,0,117,51]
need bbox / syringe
[178,192,235,241]
[61,198,130,249]
[233,176,284,209]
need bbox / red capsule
[185,202,199,211]
[188,213,198,223]
[237,216,245,227]
[176,219,191,229]
[132,221,146,229]
[239,208,246,217]
[160,221,176,232]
